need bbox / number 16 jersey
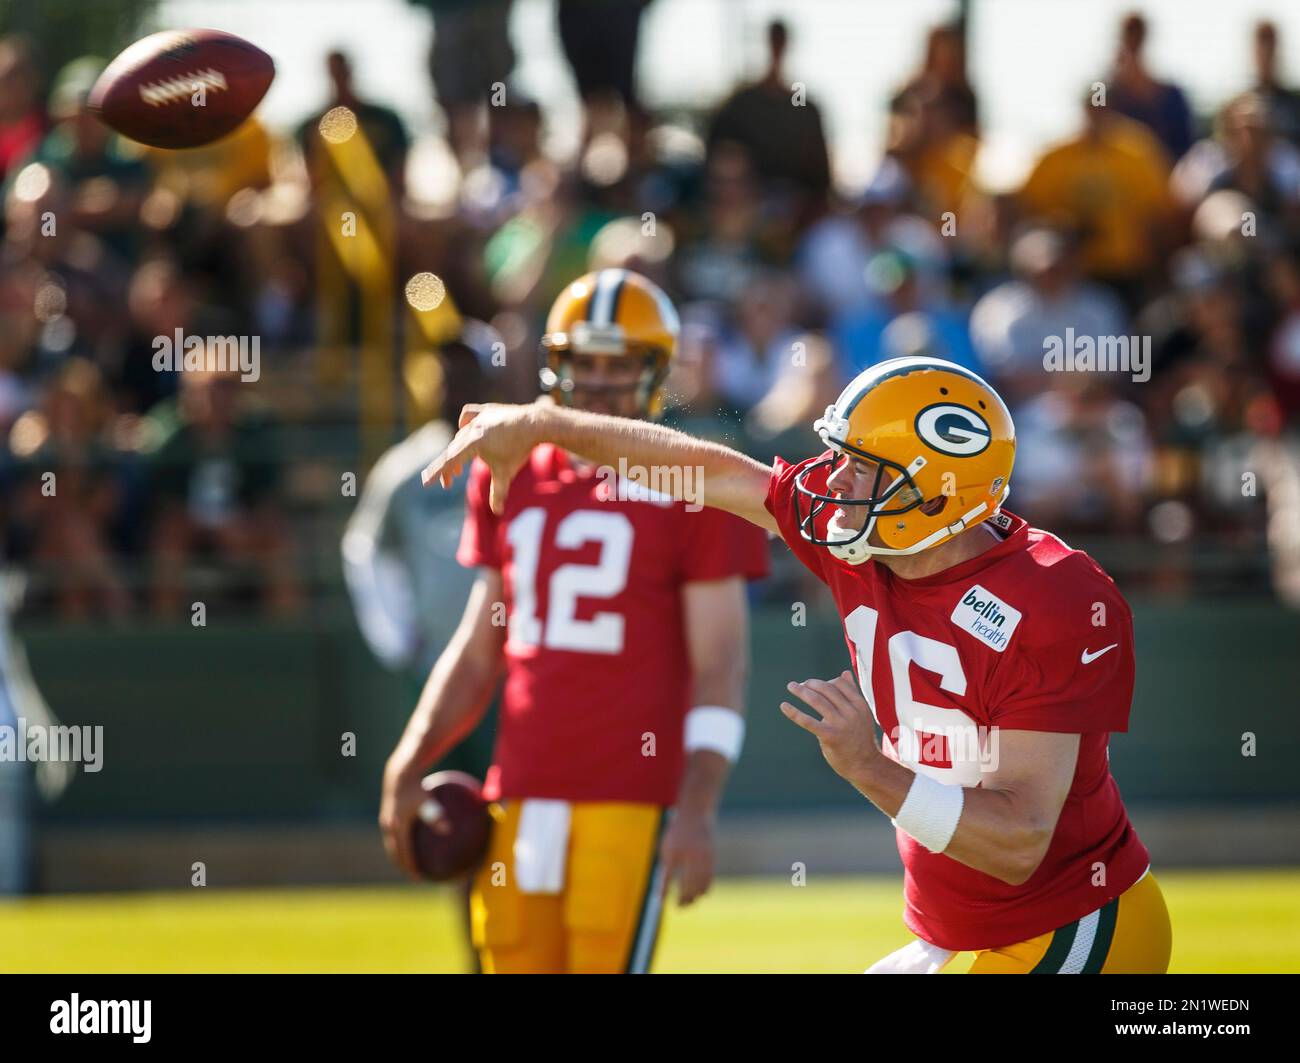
[766,453,1150,951]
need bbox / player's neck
[874,523,1001,581]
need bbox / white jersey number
[843,604,982,786]
[506,508,633,654]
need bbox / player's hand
[379,750,437,881]
[420,402,546,514]
[659,808,716,907]
[781,670,881,786]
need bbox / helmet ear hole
[919,495,948,517]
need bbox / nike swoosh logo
[1080,644,1119,665]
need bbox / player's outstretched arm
[421,402,778,533]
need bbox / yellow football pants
[946,868,1172,974]
[469,800,666,974]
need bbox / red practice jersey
[458,445,770,806]
[767,454,1150,951]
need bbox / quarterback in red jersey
[380,269,768,974]
[423,354,1172,974]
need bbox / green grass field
[2,869,1296,973]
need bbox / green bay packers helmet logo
[914,402,991,456]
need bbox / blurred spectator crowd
[2,3,1300,618]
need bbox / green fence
[17,596,1300,824]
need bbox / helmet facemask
[794,435,930,565]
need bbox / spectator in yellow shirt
[1020,93,1174,308]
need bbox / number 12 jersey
[458,446,770,806]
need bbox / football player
[380,269,770,974]
[422,355,1173,974]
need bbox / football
[88,28,274,148]
[410,771,491,882]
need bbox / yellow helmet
[795,357,1016,563]
[540,268,680,417]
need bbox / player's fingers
[676,873,700,906]
[691,864,715,905]
[457,403,485,428]
[421,441,455,487]
[392,829,420,881]
[803,676,858,717]
[830,670,871,713]
[389,802,425,881]
[658,851,682,902]
[379,813,400,865]
[381,810,417,879]
[487,456,525,516]
[421,451,452,488]
[488,471,509,516]
[780,700,825,735]
[678,854,713,906]
[421,424,478,487]
[786,680,838,719]
[438,459,462,490]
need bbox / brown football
[88,28,274,149]
[411,771,491,882]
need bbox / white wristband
[684,706,745,763]
[893,771,964,854]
